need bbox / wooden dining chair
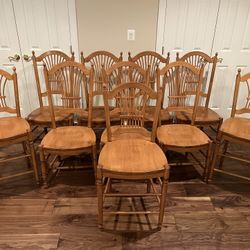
[176,51,222,135]
[156,61,213,180]
[39,61,96,187]
[97,82,169,230]
[128,51,170,91]
[26,50,75,139]
[208,69,250,181]
[80,51,123,127]
[0,68,39,183]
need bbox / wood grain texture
[0,142,249,249]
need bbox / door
[0,0,78,117]
[156,0,220,60]
[210,0,250,118]
[157,0,250,118]
[0,0,25,117]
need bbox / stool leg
[218,141,228,169]
[97,166,103,229]
[39,146,48,187]
[28,132,39,184]
[208,135,222,182]
[92,144,97,178]
[158,167,169,228]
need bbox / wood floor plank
[0,233,60,249]
[0,141,249,249]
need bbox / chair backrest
[176,51,218,108]
[103,82,162,142]
[0,67,20,117]
[128,51,170,90]
[32,50,74,108]
[102,61,149,92]
[158,61,204,125]
[81,51,123,105]
[43,61,93,128]
[231,69,250,117]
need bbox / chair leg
[158,167,169,228]
[96,166,104,229]
[207,137,222,182]
[27,132,39,184]
[22,141,31,169]
[218,141,229,169]
[147,179,151,193]
[39,146,48,187]
[92,144,97,178]
[203,142,213,182]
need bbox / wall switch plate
[127,29,135,40]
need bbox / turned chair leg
[207,137,221,182]
[22,141,31,169]
[203,142,213,182]
[147,179,151,193]
[92,144,97,178]
[218,141,229,169]
[96,166,104,229]
[27,132,39,184]
[158,167,169,228]
[39,146,48,187]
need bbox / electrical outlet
[127,29,135,41]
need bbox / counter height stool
[156,61,213,180]
[97,82,169,230]
[39,61,96,187]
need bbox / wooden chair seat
[26,106,72,125]
[0,117,30,141]
[157,124,210,148]
[176,107,221,124]
[220,117,250,142]
[99,139,167,174]
[41,126,96,151]
[100,126,151,144]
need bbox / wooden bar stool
[156,61,213,180]
[39,61,96,187]
[97,82,169,230]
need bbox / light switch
[127,29,135,41]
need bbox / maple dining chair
[80,51,123,127]
[96,82,169,229]
[0,67,39,183]
[208,69,250,181]
[26,50,75,139]
[128,50,170,91]
[156,61,213,180]
[39,61,96,187]
[176,51,222,136]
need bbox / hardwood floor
[0,138,249,249]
